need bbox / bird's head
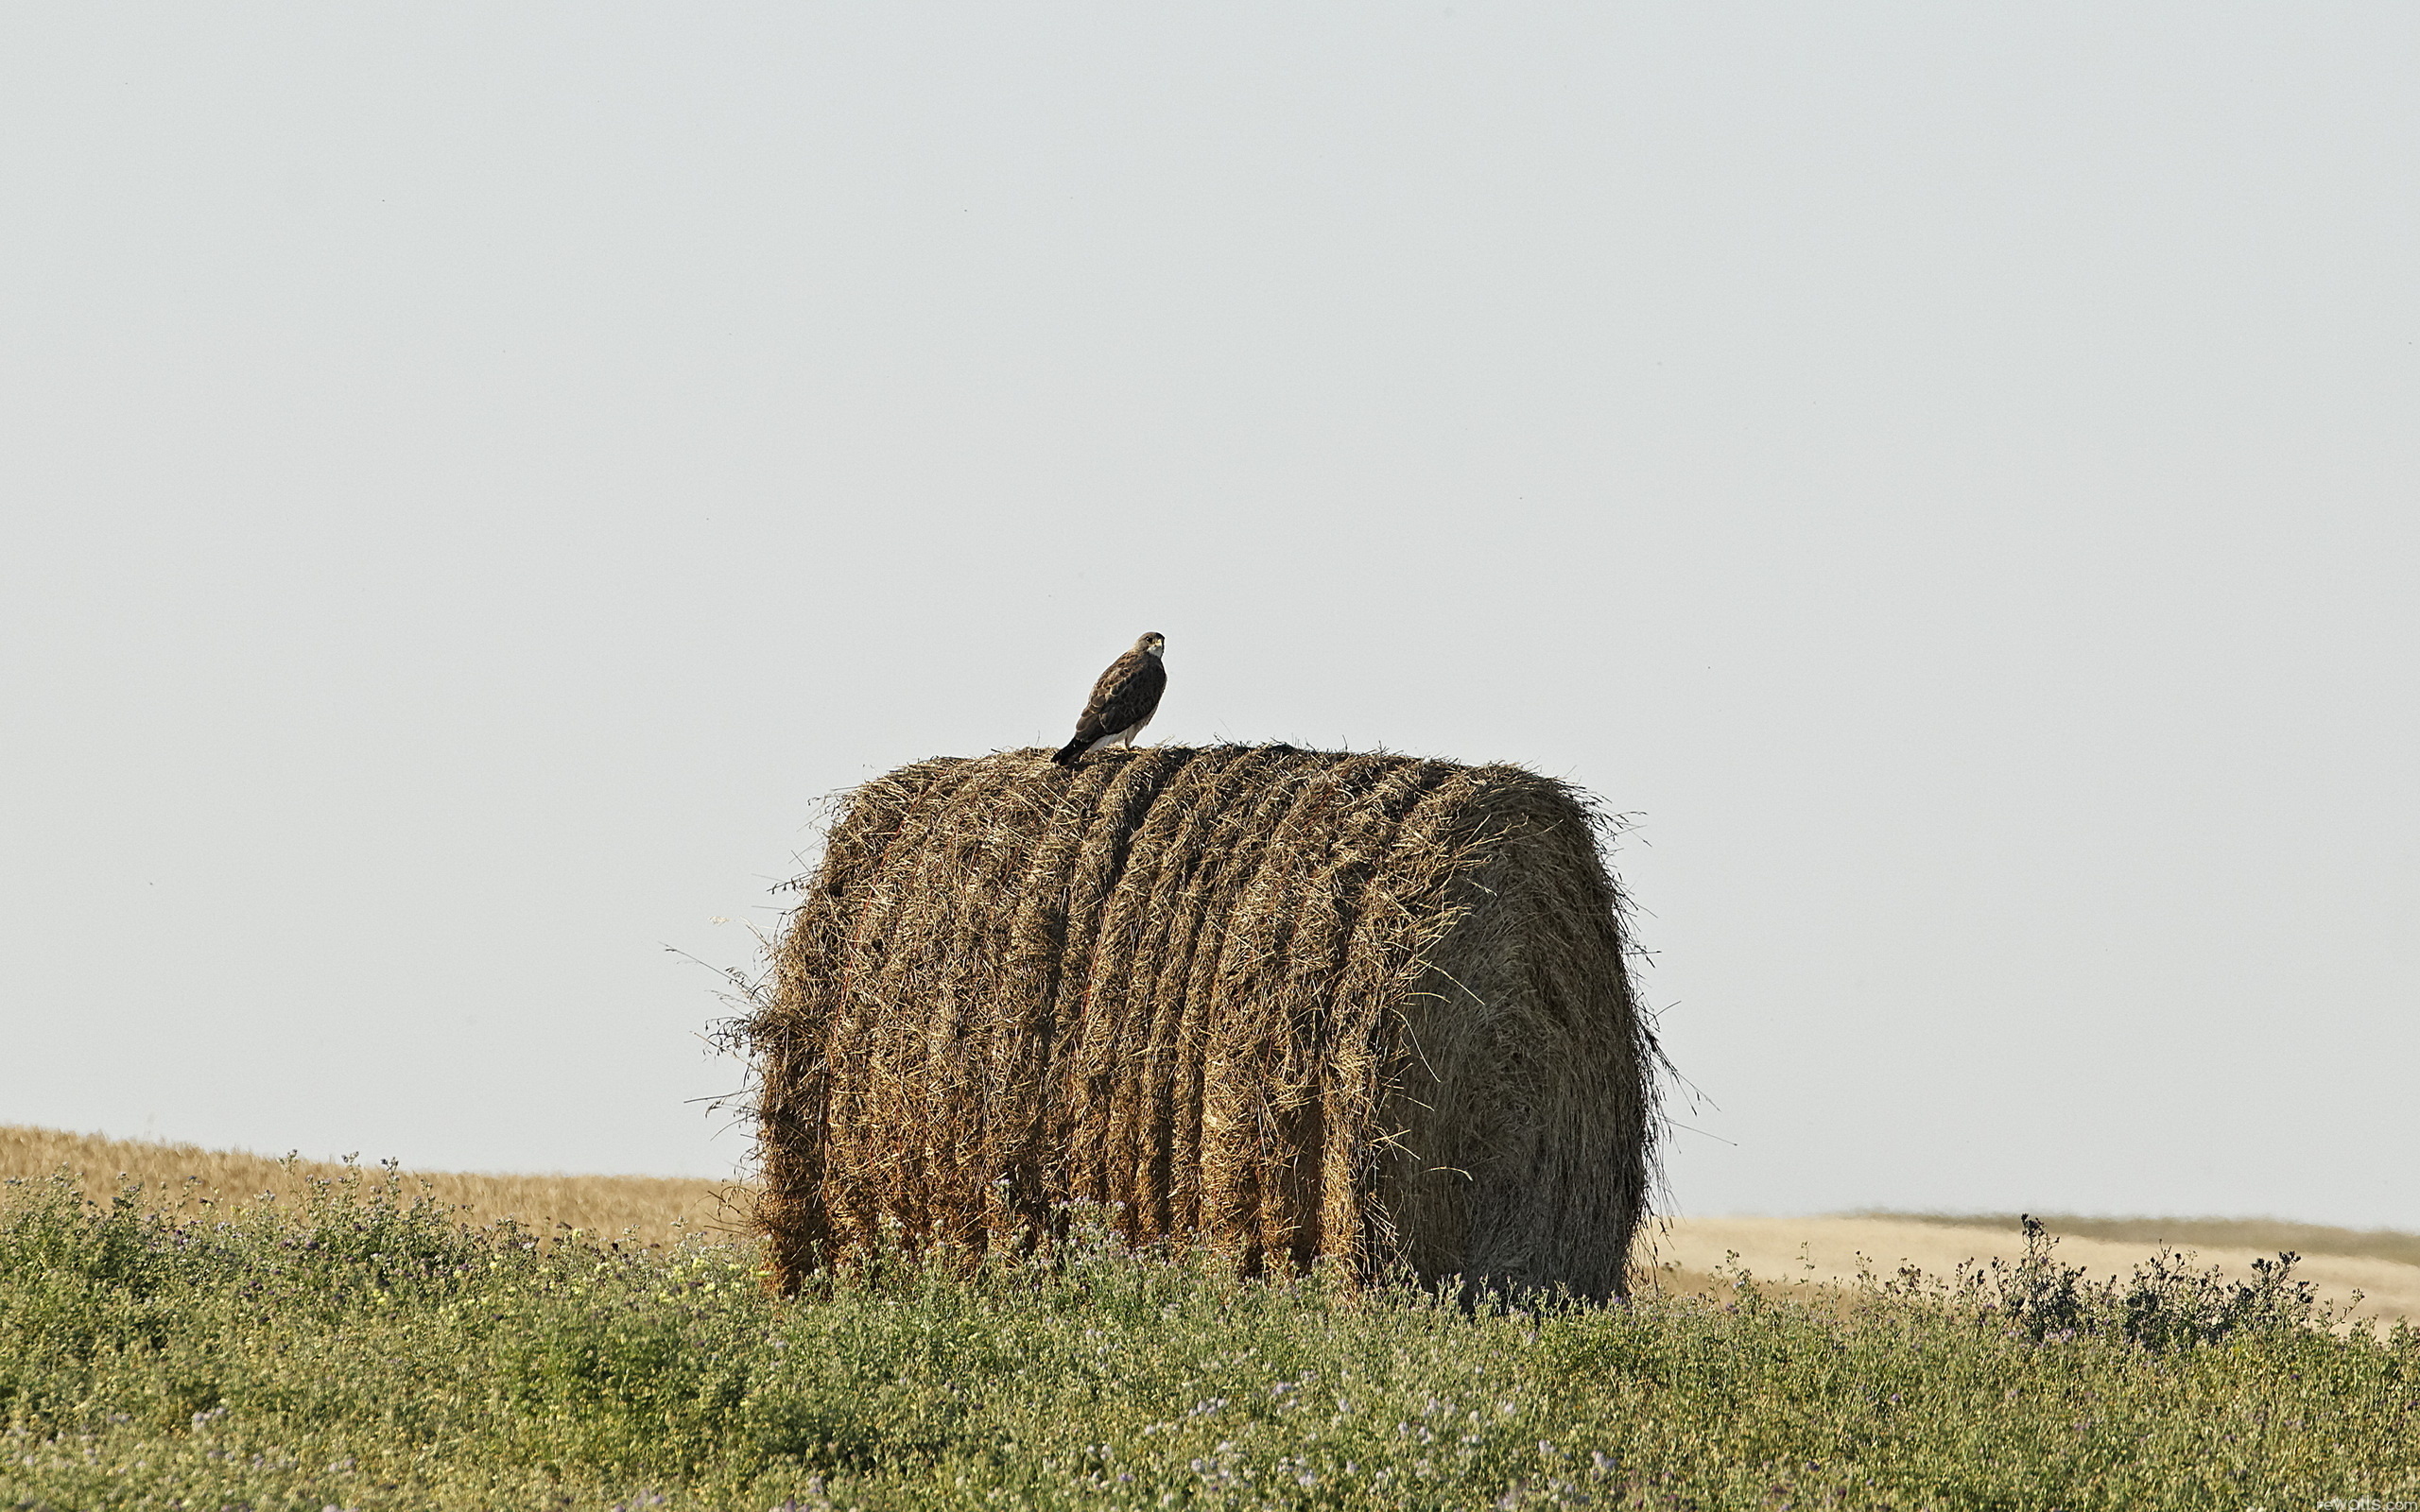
[1136,631,1166,658]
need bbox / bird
[1051,632,1167,766]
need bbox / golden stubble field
[9,1124,2414,1324]
[1640,1213,2420,1328]
[0,1125,741,1246]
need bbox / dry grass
[1871,1209,2420,1270]
[0,1125,735,1246]
[13,1123,2414,1327]
[1651,1213,2420,1326]
[745,745,1659,1299]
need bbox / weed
[2,1175,2414,1509]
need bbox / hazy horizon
[4,3,2412,1228]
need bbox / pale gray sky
[4,4,2412,1226]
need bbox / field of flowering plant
[3,1166,2414,1510]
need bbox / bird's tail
[1050,739,1089,767]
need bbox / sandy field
[1649,1213,2420,1327]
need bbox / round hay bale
[742,745,1661,1299]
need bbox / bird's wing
[1071,651,1167,743]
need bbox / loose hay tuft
[742,745,1661,1299]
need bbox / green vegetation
[4,1171,2415,1510]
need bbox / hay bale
[743,745,1660,1299]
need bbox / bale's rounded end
[744,744,1660,1300]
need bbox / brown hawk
[1051,632,1167,766]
